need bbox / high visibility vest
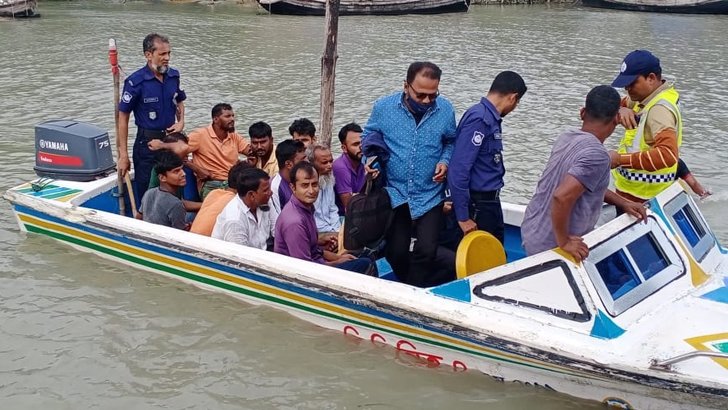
[612,86,683,200]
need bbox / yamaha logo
[39,139,69,152]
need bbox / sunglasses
[407,83,439,101]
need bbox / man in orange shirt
[248,121,278,178]
[150,103,251,199]
[189,161,251,236]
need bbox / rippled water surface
[1,2,727,408]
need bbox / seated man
[520,85,646,262]
[190,161,251,236]
[138,150,189,230]
[149,103,251,200]
[332,122,366,215]
[248,121,278,178]
[307,144,341,237]
[275,161,375,275]
[288,118,316,148]
[212,168,273,250]
[147,132,201,212]
[270,139,306,230]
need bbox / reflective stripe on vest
[616,167,676,183]
[612,86,682,200]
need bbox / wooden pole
[109,38,127,216]
[319,0,340,148]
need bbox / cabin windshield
[584,217,685,316]
[663,192,715,262]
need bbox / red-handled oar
[109,39,137,217]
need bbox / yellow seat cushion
[455,230,506,279]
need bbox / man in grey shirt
[521,85,646,262]
[138,150,189,230]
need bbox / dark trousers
[471,196,504,245]
[337,257,376,276]
[132,129,162,208]
[386,203,443,287]
[442,194,504,253]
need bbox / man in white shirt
[306,144,341,250]
[212,168,273,250]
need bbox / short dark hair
[489,71,528,100]
[337,122,362,144]
[237,168,270,198]
[228,160,253,190]
[211,103,233,120]
[288,118,316,137]
[249,121,273,140]
[154,150,183,175]
[290,161,317,186]
[584,85,621,123]
[161,131,188,144]
[275,139,305,166]
[406,61,442,84]
[143,33,169,54]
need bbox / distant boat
[0,0,39,18]
[582,0,728,14]
[257,0,470,16]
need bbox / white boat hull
[5,175,728,409]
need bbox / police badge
[149,111,157,120]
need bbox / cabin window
[596,249,640,300]
[664,192,713,261]
[585,217,685,316]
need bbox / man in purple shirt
[270,139,306,235]
[275,162,375,275]
[520,85,646,262]
[333,122,366,215]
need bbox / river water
[1,2,727,409]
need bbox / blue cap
[611,50,661,88]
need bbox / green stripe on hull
[42,189,82,199]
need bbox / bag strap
[363,174,374,195]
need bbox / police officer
[447,71,526,244]
[118,33,186,205]
[608,50,682,203]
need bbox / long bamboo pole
[109,39,126,216]
[319,0,340,147]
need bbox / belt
[137,128,166,141]
[470,189,500,201]
[202,180,228,188]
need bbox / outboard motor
[33,120,116,181]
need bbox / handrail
[650,351,728,371]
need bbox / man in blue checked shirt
[448,71,527,245]
[361,61,456,287]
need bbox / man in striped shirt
[608,50,683,202]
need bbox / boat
[581,0,728,14]
[256,0,470,16]
[5,120,728,409]
[0,0,39,18]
